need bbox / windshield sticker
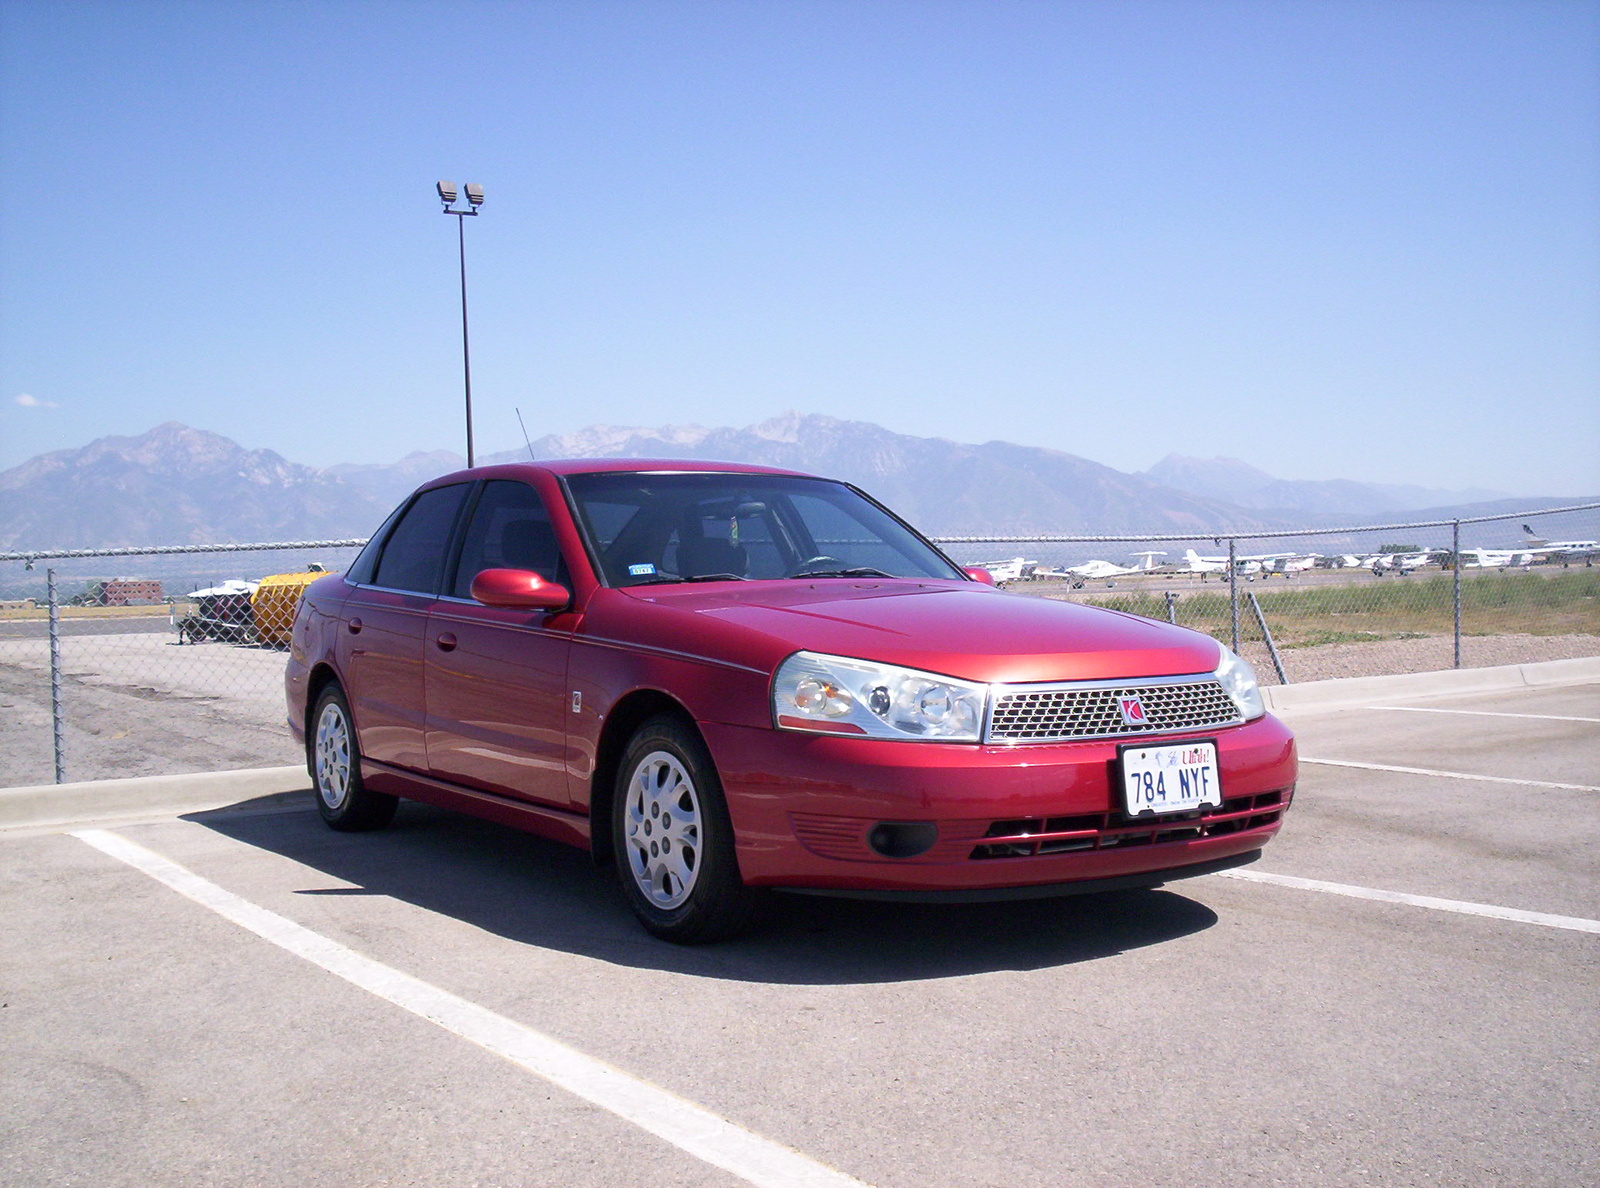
[628,563,656,576]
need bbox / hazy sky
[2,0,1596,494]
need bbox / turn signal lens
[794,675,851,717]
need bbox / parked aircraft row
[980,530,1595,584]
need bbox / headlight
[773,651,987,742]
[1214,643,1265,720]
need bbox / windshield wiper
[791,566,896,579]
[627,573,748,587]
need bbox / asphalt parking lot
[3,678,1595,1187]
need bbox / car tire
[612,715,759,943]
[310,683,397,832]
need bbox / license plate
[1119,740,1222,817]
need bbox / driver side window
[450,481,565,599]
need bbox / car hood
[604,579,1221,684]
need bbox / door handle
[347,617,363,634]
[435,632,458,652]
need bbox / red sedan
[286,460,1295,942]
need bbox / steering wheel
[789,555,844,577]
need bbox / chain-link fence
[0,542,364,786]
[937,502,1600,690]
[2,504,1596,785]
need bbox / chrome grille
[985,675,1242,743]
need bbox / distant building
[100,578,164,606]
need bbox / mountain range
[1139,454,1507,516]
[0,416,1584,552]
[0,423,389,551]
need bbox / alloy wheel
[315,700,352,811]
[623,750,702,909]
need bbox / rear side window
[345,502,407,586]
[371,483,470,594]
[450,481,566,598]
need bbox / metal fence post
[47,567,65,784]
[1164,591,1178,624]
[1247,590,1289,685]
[1452,519,1461,669]
[1227,539,1240,654]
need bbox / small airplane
[1520,526,1598,561]
[973,557,1040,584]
[1061,551,1168,580]
[1180,548,1301,576]
[1372,549,1449,574]
[1180,549,1230,575]
[1458,548,1535,569]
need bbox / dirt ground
[1,629,1595,788]
[1243,632,1600,685]
[0,634,299,786]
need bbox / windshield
[563,472,966,588]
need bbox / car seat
[498,519,561,580]
[676,537,748,579]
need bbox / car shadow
[186,796,1219,986]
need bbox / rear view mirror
[962,566,996,586]
[470,568,571,611]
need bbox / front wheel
[310,683,397,832]
[613,715,759,943]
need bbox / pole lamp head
[436,180,458,205]
[465,183,484,207]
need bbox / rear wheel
[310,683,397,831]
[613,715,759,943]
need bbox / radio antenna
[515,407,536,461]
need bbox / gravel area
[0,634,298,786]
[1251,632,1599,685]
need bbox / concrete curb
[1262,655,1600,715]
[0,766,308,833]
[2,656,1594,832]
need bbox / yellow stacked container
[251,569,327,646]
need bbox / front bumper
[701,714,1297,893]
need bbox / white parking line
[72,829,871,1188]
[1219,869,1600,935]
[1370,706,1600,724]
[1300,757,1600,792]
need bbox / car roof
[428,457,821,484]
[538,457,815,477]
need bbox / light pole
[436,180,484,466]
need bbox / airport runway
[0,612,177,640]
[1017,562,1589,597]
[3,679,1595,1186]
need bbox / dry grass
[1074,570,1600,648]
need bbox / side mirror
[470,568,571,611]
[962,566,996,586]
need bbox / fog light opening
[867,821,939,858]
